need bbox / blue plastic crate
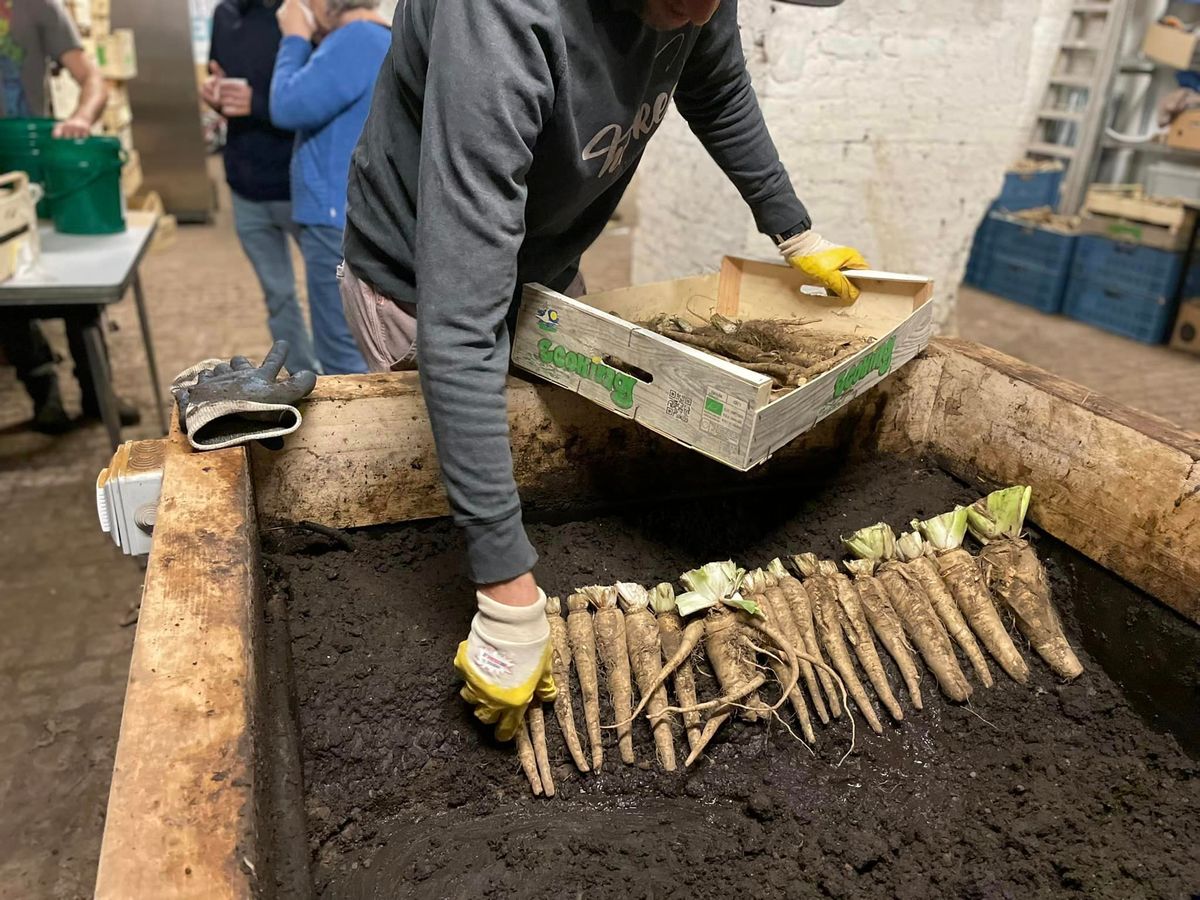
[1062,277,1180,344]
[1184,256,1200,298]
[966,214,1076,313]
[995,169,1063,212]
[1070,236,1183,302]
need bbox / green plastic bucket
[0,118,57,218]
[43,136,126,235]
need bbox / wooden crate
[102,81,132,131]
[121,148,142,198]
[0,171,35,283]
[511,256,934,470]
[1082,185,1198,250]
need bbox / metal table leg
[81,310,122,451]
[132,270,168,435]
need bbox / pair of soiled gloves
[171,340,317,451]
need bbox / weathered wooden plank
[921,339,1200,624]
[95,443,260,900]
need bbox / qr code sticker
[666,390,692,423]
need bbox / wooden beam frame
[97,338,1199,900]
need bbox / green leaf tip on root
[648,583,676,615]
[678,560,749,617]
[967,486,1032,544]
[766,558,791,581]
[616,582,650,612]
[912,506,968,552]
[841,523,897,563]
[894,530,928,563]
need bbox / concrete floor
[0,198,1197,897]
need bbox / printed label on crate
[699,388,747,446]
[535,337,637,410]
[832,335,895,399]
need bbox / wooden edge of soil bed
[94,338,1200,900]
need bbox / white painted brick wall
[632,0,1074,331]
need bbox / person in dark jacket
[202,0,318,374]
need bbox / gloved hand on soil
[171,340,317,451]
[779,230,870,302]
[455,588,557,742]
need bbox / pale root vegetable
[767,558,839,721]
[526,705,555,797]
[914,508,1030,684]
[616,582,676,770]
[583,585,637,765]
[544,596,589,772]
[844,525,972,702]
[515,715,543,796]
[792,553,883,734]
[565,592,603,771]
[703,607,764,723]
[743,569,816,743]
[967,487,1084,680]
[843,558,924,709]
[895,530,994,688]
[650,583,703,754]
[820,560,904,722]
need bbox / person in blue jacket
[270,0,390,374]
[204,0,318,375]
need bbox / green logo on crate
[538,339,637,410]
[833,336,896,399]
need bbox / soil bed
[262,454,1200,899]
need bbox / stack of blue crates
[964,167,1075,313]
[1062,236,1184,344]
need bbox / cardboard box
[1169,298,1200,355]
[90,13,110,37]
[114,123,135,152]
[121,148,142,198]
[91,0,111,17]
[66,0,91,32]
[102,81,132,131]
[96,30,137,80]
[1168,108,1200,151]
[48,70,81,120]
[1143,21,1200,70]
[510,257,934,470]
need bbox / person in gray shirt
[340,0,867,741]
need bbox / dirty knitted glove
[454,588,557,742]
[171,340,317,451]
[779,230,870,302]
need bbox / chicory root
[768,558,839,720]
[743,569,816,743]
[967,486,1083,680]
[843,558,924,709]
[526,705,555,797]
[792,553,884,734]
[565,592,603,771]
[544,596,589,772]
[821,560,904,722]
[844,525,972,702]
[617,582,676,770]
[896,530,994,688]
[650,583,703,754]
[583,585,637,764]
[515,715,543,796]
[915,508,1030,684]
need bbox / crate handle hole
[602,355,654,385]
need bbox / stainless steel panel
[112,0,214,223]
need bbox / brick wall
[631,0,1074,332]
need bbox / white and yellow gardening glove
[779,230,870,302]
[454,588,557,742]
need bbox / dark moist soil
[261,454,1200,900]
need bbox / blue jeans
[298,224,367,374]
[230,192,319,374]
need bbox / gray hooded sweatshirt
[343,0,808,584]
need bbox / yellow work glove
[454,588,557,742]
[779,230,870,302]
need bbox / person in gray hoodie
[340,0,865,742]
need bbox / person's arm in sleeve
[40,2,105,138]
[674,0,868,299]
[270,32,373,131]
[417,0,560,743]
[415,0,556,590]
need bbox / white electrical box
[97,440,165,557]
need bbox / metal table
[0,211,166,449]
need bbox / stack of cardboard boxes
[53,0,142,200]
